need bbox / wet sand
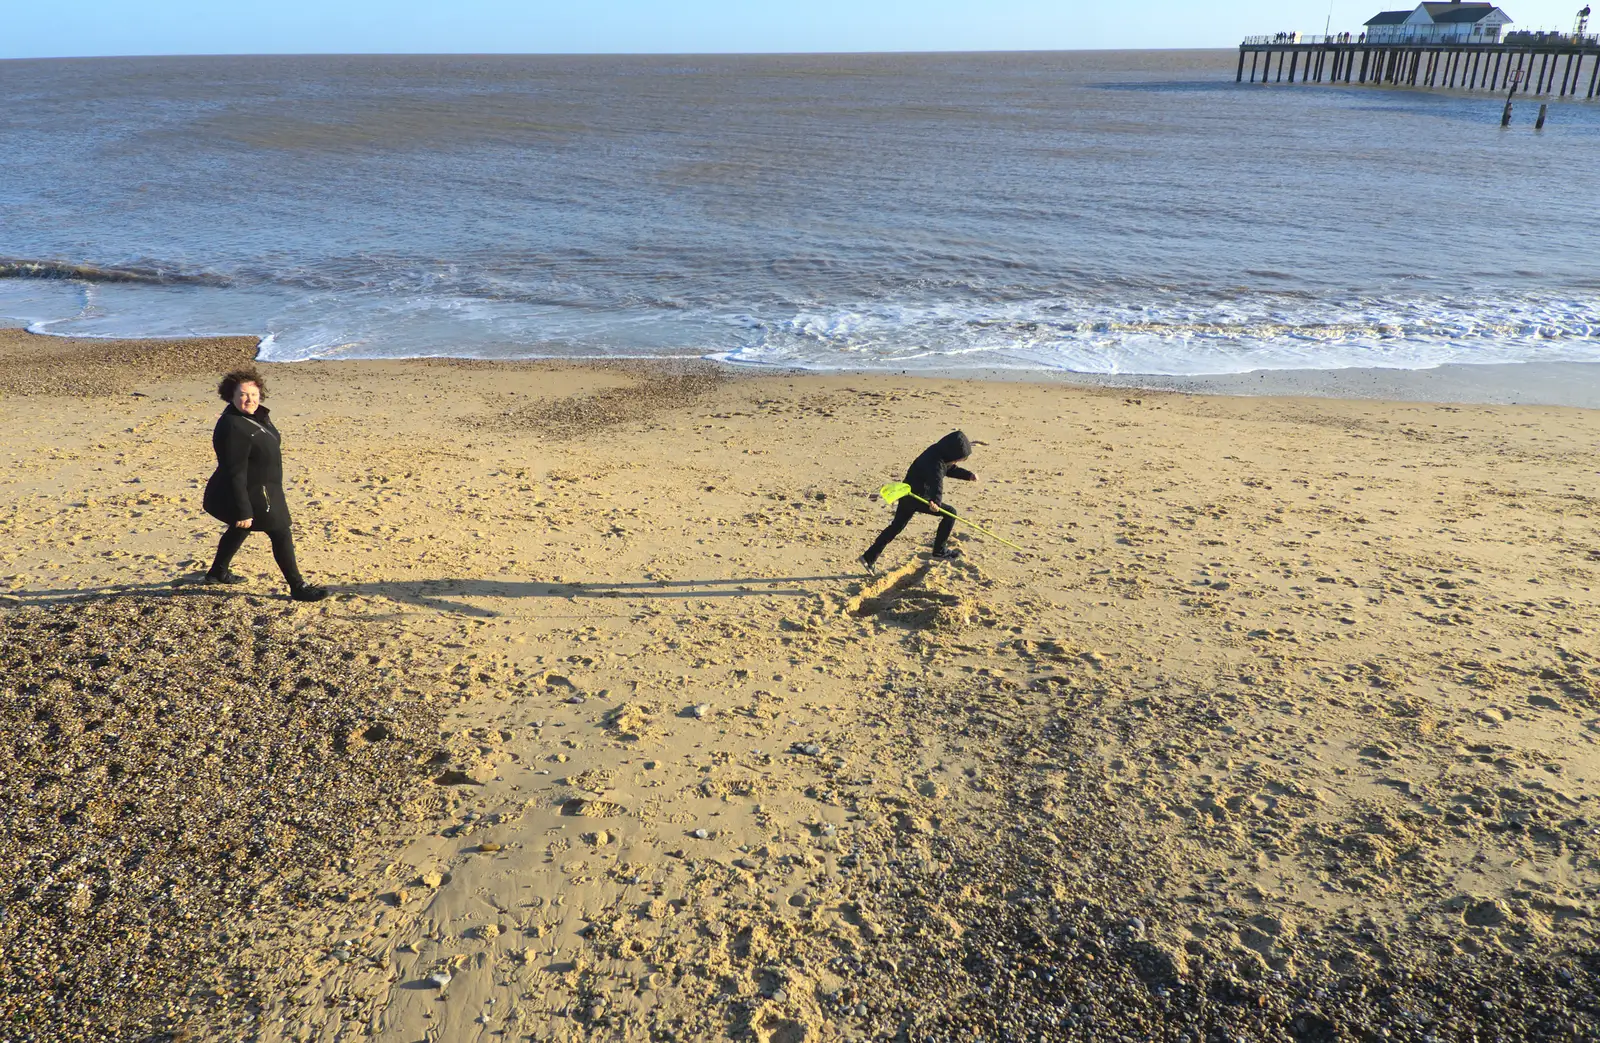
[2,330,1598,1042]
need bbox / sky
[1,1,1590,60]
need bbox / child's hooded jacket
[903,430,974,506]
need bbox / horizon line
[1,45,1242,63]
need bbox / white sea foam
[706,293,1600,376]
[8,276,1598,378]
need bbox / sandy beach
[3,327,1599,1043]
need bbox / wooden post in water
[1590,52,1600,97]
[1288,50,1299,83]
[1237,50,1246,82]
[1249,51,1259,82]
[1536,102,1547,128]
[1538,52,1551,94]
[1560,53,1575,96]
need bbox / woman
[201,367,327,602]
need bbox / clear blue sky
[1,1,1587,60]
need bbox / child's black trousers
[864,500,955,565]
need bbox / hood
[936,430,971,462]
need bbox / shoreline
[5,324,1597,409]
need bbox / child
[860,430,977,572]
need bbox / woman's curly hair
[218,367,267,403]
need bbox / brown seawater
[1,50,1597,374]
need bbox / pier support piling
[1232,39,1598,101]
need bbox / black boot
[290,583,328,603]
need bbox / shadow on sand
[1,579,238,608]
[2,574,860,617]
[341,574,857,616]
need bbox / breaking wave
[0,258,233,288]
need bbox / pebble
[692,828,709,839]
[428,971,452,991]
[692,703,711,718]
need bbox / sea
[2,50,1598,377]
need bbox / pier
[1238,35,1600,98]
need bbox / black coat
[903,430,975,506]
[203,404,291,531]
